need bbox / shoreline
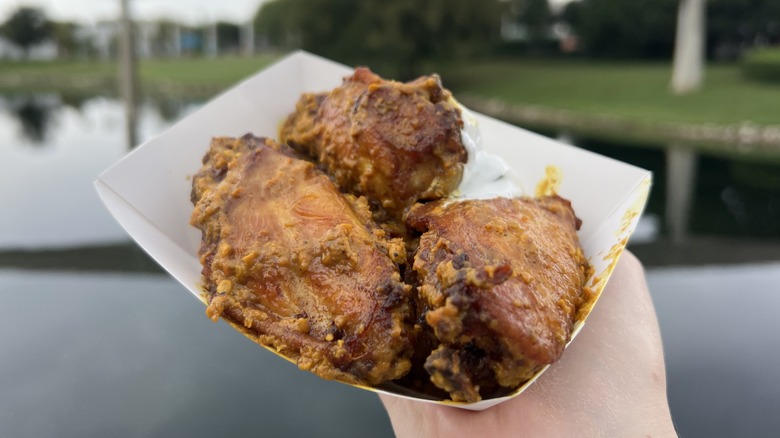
[461,95,780,162]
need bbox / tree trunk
[671,0,706,94]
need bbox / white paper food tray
[95,51,652,411]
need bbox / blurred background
[1,0,778,436]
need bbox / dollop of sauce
[452,101,523,200]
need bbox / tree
[511,0,553,53]
[252,0,503,78]
[708,0,780,59]
[574,0,678,58]
[0,7,53,56]
[51,21,78,58]
[253,0,300,49]
[216,22,240,52]
[671,0,706,94]
[560,0,583,29]
[570,0,778,61]
[151,20,178,57]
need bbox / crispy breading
[190,135,413,385]
[406,197,590,402]
[280,67,466,234]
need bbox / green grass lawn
[2,55,779,127]
[0,59,116,75]
[138,55,279,84]
[435,59,780,126]
[0,54,280,92]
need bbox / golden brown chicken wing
[190,134,413,385]
[406,196,590,402]
[280,68,467,233]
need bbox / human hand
[380,251,677,437]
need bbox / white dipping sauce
[453,101,523,200]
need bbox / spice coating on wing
[406,197,589,402]
[190,135,412,385]
[280,67,467,232]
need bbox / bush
[743,48,780,84]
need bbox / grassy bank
[139,55,280,85]
[3,55,778,125]
[2,55,779,157]
[3,56,778,125]
[431,59,780,160]
[435,60,780,127]
[0,54,280,96]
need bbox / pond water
[2,91,778,264]
[0,93,198,249]
[2,91,779,437]
[565,133,780,239]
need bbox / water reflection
[59,93,93,111]
[13,97,55,143]
[0,93,198,250]
[1,95,60,144]
[554,131,780,240]
[1,90,778,268]
[154,96,194,122]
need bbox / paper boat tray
[96,51,651,411]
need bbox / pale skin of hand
[380,252,678,438]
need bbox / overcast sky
[0,0,268,25]
[0,0,573,26]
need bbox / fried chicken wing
[280,68,467,232]
[190,134,413,385]
[406,197,589,402]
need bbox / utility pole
[119,0,139,148]
[173,24,182,58]
[671,0,706,94]
[242,20,254,56]
[207,22,218,58]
